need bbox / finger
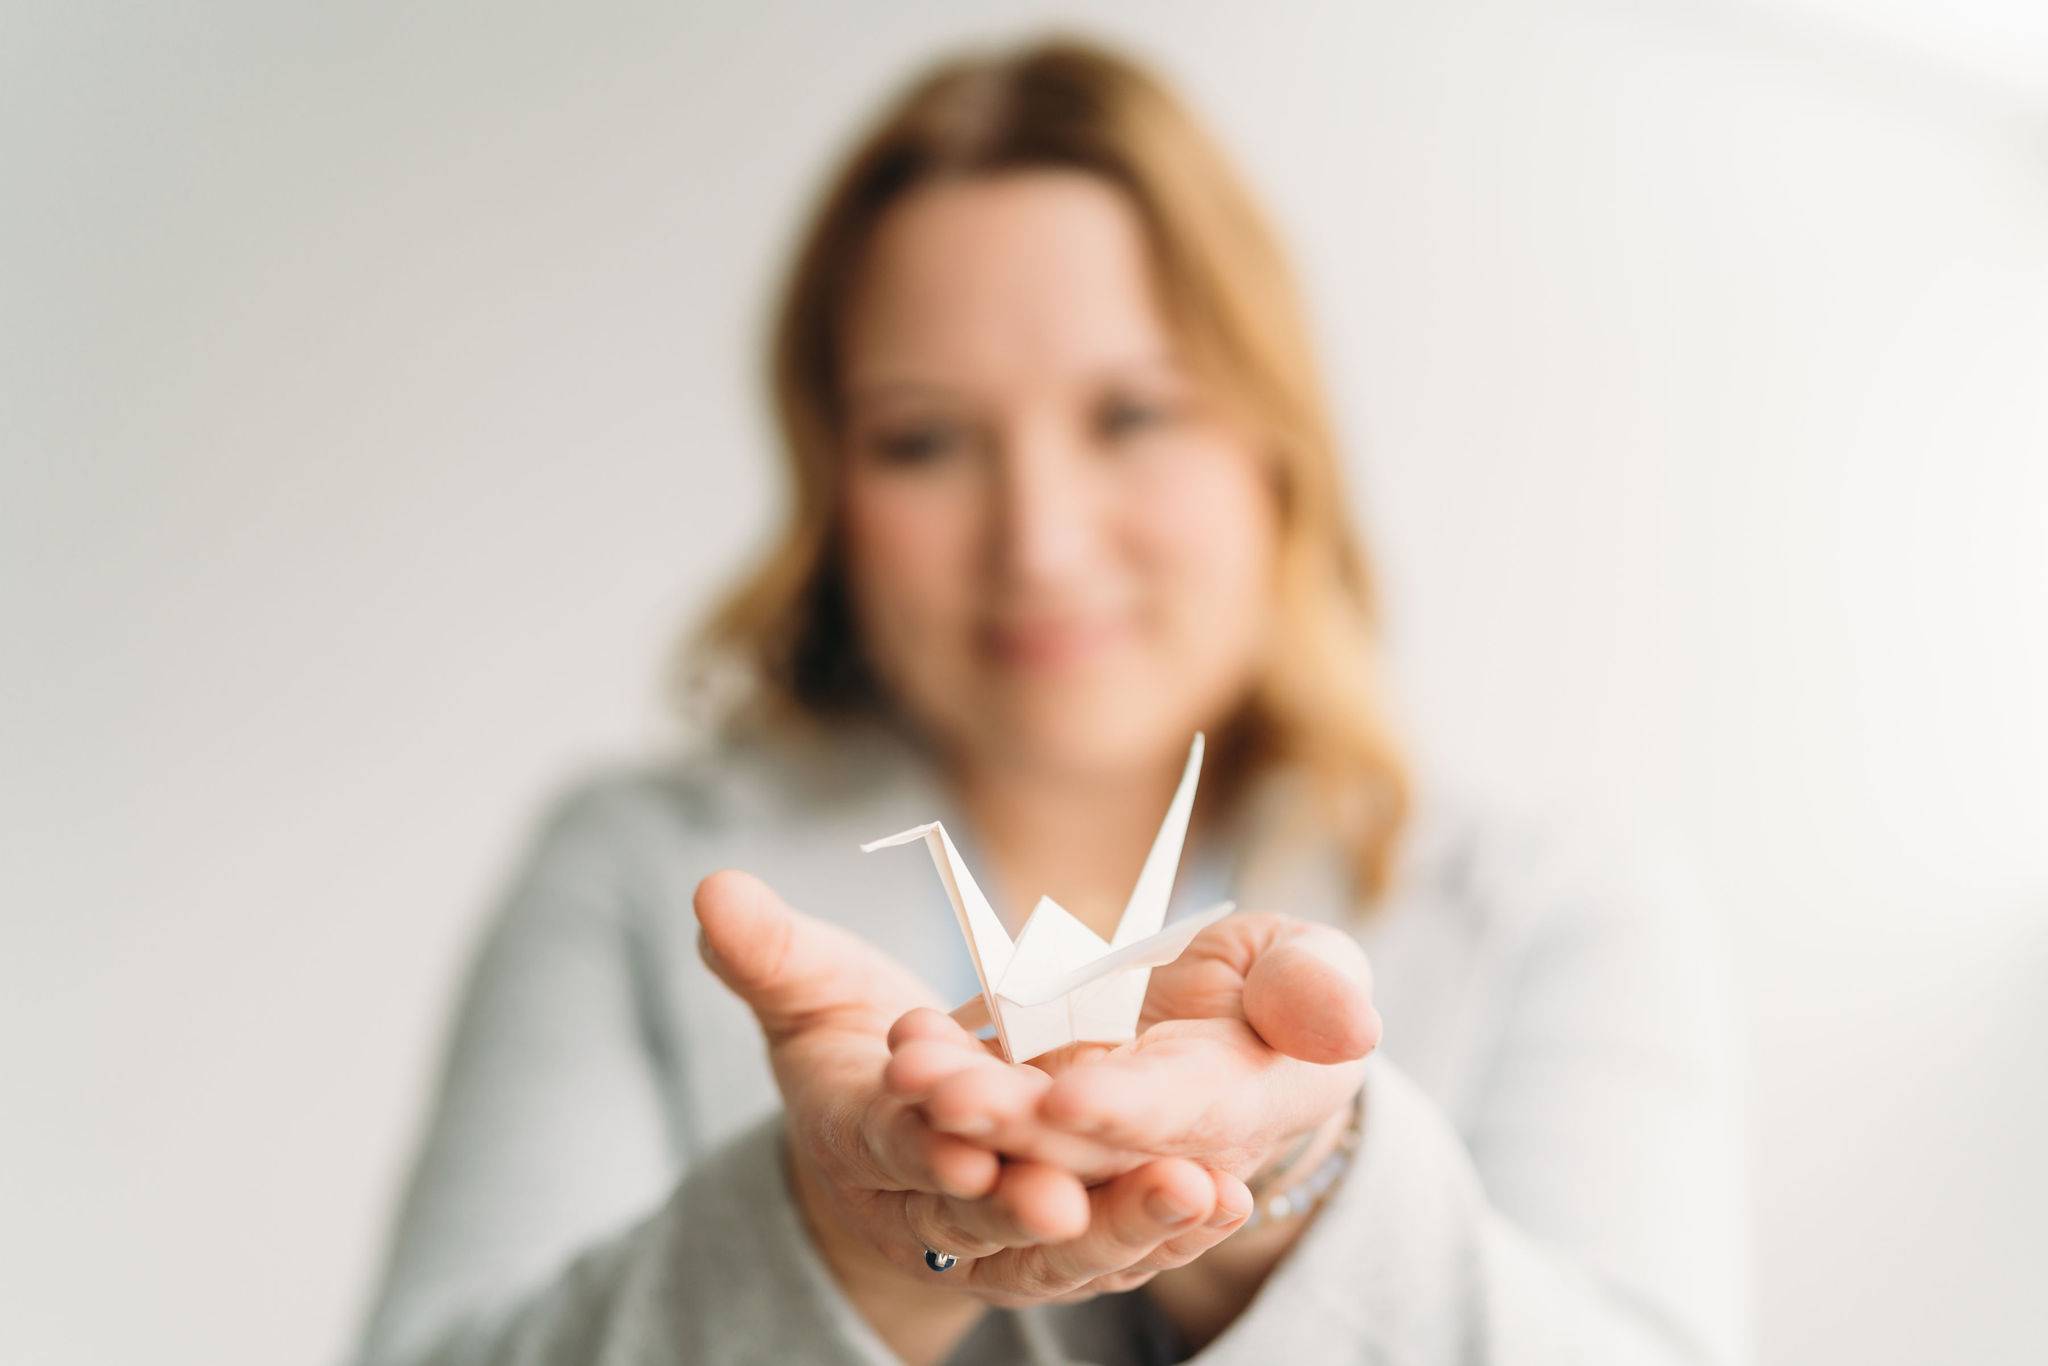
[1054,1169,1256,1301]
[1144,913,1379,1061]
[887,1006,975,1052]
[1243,924,1381,1064]
[1036,1026,1362,1156]
[852,1097,999,1199]
[901,1161,1090,1258]
[922,1062,1144,1176]
[884,1040,1143,1179]
[1139,911,1279,1027]
[922,1054,1052,1137]
[694,870,935,1041]
[1126,1168,1255,1272]
[969,1157,1215,1301]
[1035,1028,1250,1145]
[883,1036,999,1104]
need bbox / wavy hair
[677,32,1411,905]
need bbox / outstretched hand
[693,870,1259,1326]
[884,912,1380,1182]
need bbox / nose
[987,414,1100,590]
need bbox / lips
[980,614,1130,669]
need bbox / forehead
[841,169,1174,391]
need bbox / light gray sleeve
[1193,834,1749,1365]
[348,780,902,1366]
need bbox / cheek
[842,475,981,652]
[1130,449,1277,642]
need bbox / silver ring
[923,1246,958,1272]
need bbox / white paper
[861,733,1233,1062]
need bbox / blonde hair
[678,32,1411,905]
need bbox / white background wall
[4,3,2044,1363]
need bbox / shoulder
[510,718,941,885]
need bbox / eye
[871,423,964,466]
[1098,396,1176,442]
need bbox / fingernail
[938,1115,992,1136]
[1207,1201,1250,1229]
[1147,1190,1200,1225]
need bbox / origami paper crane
[861,733,1234,1063]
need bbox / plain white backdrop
[4,2,2044,1363]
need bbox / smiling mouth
[980,616,1131,670]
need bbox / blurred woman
[353,33,1745,1366]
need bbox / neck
[951,750,1189,942]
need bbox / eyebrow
[843,351,1185,405]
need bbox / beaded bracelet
[1240,1085,1366,1232]
[1244,1118,1322,1198]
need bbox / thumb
[694,868,934,1042]
[1242,923,1382,1065]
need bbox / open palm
[885,911,1380,1182]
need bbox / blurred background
[3,2,2044,1363]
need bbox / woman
[353,34,1745,1366]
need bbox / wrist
[781,1135,984,1364]
[1243,1085,1363,1230]
[1189,1083,1366,1277]
[1245,1103,1348,1203]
